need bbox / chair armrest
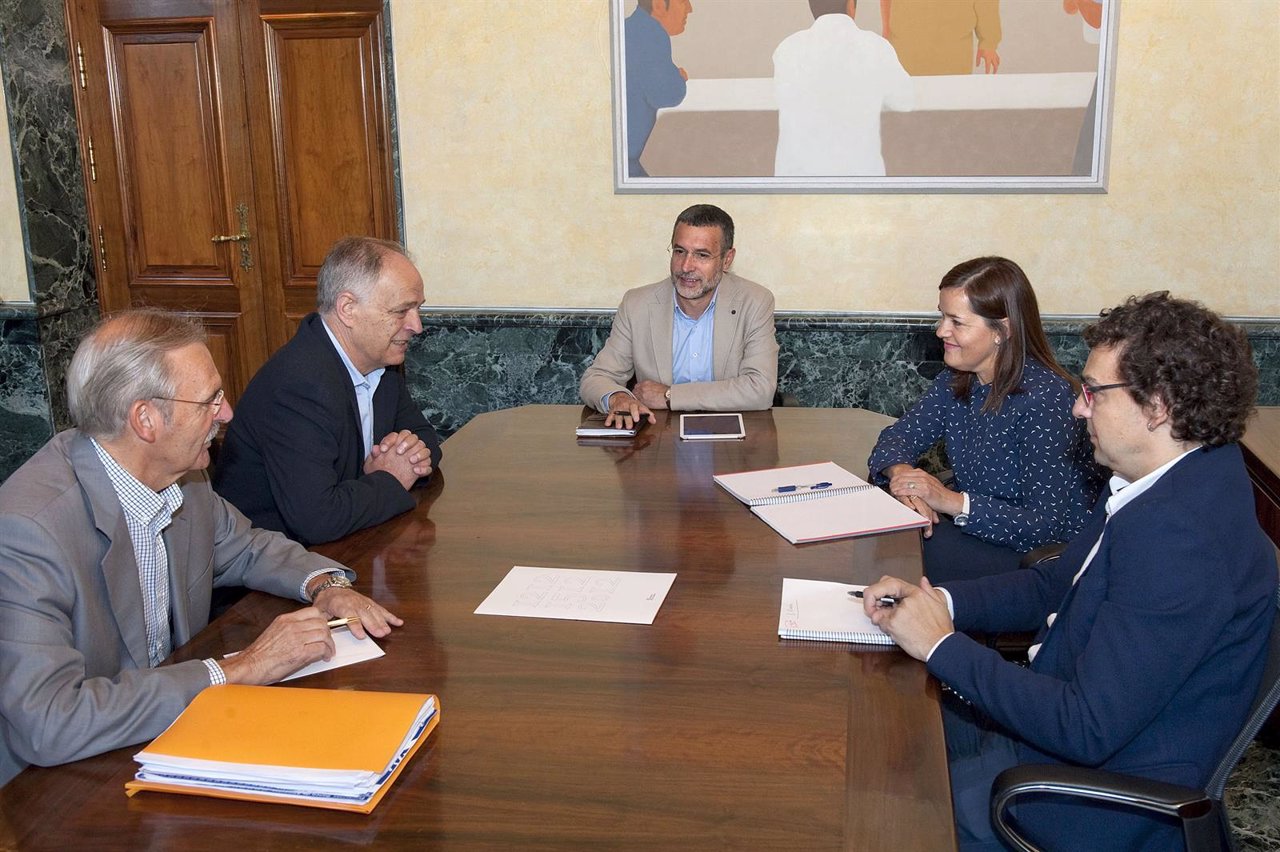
[1019,542,1067,569]
[991,764,1222,852]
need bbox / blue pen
[772,481,833,494]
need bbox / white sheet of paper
[474,566,677,625]
[278,628,385,682]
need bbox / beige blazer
[579,273,779,412]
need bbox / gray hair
[66,309,207,439]
[673,204,735,252]
[316,236,409,314]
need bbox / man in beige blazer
[580,205,779,428]
[0,310,402,786]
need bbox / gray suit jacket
[0,430,346,785]
[579,273,778,412]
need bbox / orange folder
[124,684,440,813]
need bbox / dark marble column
[0,0,100,479]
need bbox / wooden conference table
[0,406,954,851]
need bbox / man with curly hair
[860,292,1276,851]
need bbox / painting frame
[611,0,1119,194]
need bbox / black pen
[772,481,833,494]
[849,590,900,607]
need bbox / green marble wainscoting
[0,308,54,481]
[3,308,1279,482]
[405,310,1280,440]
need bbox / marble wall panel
[37,301,96,429]
[400,313,1280,441]
[0,312,52,480]
[0,0,95,315]
[0,0,100,440]
[407,316,604,436]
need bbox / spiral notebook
[778,579,894,645]
[713,462,929,544]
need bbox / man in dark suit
[0,309,401,785]
[214,237,442,545]
[862,292,1276,851]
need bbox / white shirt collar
[319,315,385,387]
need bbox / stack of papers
[126,685,439,813]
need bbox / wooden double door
[66,0,399,401]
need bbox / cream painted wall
[394,0,1278,317]
[0,81,30,302]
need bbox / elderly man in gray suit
[0,309,403,786]
[579,204,779,429]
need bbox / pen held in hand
[326,616,361,629]
[849,590,900,607]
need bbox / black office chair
[989,584,1280,852]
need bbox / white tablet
[679,413,746,441]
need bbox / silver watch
[309,573,353,601]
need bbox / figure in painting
[881,0,1002,76]
[1066,0,1105,175]
[773,0,914,177]
[624,0,691,177]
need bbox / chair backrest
[1205,583,1280,800]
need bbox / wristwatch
[664,387,672,402]
[309,573,353,601]
[953,492,971,527]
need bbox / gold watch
[309,573,353,602]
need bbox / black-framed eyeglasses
[153,389,225,415]
[1079,381,1130,407]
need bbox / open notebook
[714,461,929,544]
[778,579,894,645]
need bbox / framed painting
[611,0,1118,193]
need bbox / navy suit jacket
[930,444,1276,850]
[213,313,442,545]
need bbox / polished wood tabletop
[1244,407,1280,547]
[0,405,954,851]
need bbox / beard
[673,271,721,302]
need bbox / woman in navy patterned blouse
[867,257,1100,582]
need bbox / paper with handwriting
[475,566,676,624]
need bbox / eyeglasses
[669,247,724,264]
[1079,381,1130,407]
[153,389,225,415]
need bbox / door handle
[211,202,252,242]
[212,203,254,269]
